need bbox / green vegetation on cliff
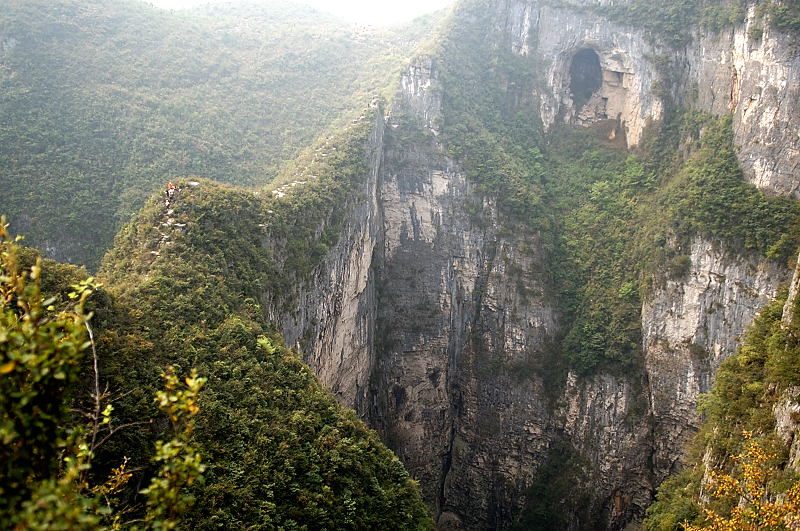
[5,0,800,528]
[590,0,749,46]
[431,0,546,224]
[549,0,800,49]
[95,114,434,528]
[549,112,800,375]
[0,219,207,529]
[583,0,799,46]
[414,1,800,379]
[759,0,800,34]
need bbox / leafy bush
[0,218,92,522]
[0,217,205,529]
[660,116,800,260]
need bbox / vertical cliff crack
[438,424,457,516]
[436,236,499,517]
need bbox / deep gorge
[3,0,800,529]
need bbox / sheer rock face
[558,371,654,522]
[396,56,443,133]
[643,237,785,481]
[530,2,664,147]
[683,6,800,197]
[267,110,385,413]
[372,117,557,530]
[270,1,797,529]
[774,387,800,471]
[524,0,800,196]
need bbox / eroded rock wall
[643,237,786,480]
[274,1,797,528]
[265,110,385,411]
[682,6,800,197]
[387,2,793,527]
[371,58,559,529]
[525,1,664,146]
[526,0,800,195]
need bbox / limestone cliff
[532,2,665,147]
[371,110,558,529]
[264,0,798,529]
[263,109,385,413]
[528,0,800,198]
[643,238,785,480]
[683,5,800,196]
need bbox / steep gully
[264,1,800,528]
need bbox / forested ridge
[1,108,434,528]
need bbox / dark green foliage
[512,440,598,530]
[666,255,692,279]
[542,113,800,375]
[264,117,375,294]
[190,334,432,529]
[660,116,800,261]
[0,0,442,268]
[0,225,91,521]
[583,0,797,46]
[586,0,749,47]
[2,220,207,529]
[644,467,703,531]
[432,0,546,225]
[759,0,800,34]
[141,368,208,530]
[545,127,652,374]
[698,295,794,454]
[13,246,116,319]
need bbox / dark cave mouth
[569,48,602,109]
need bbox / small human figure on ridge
[165,182,176,207]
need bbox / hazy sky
[147,0,454,25]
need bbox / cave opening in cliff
[569,48,602,110]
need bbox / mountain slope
[0,0,443,268]
[4,0,800,529]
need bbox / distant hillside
[0,0,444,268]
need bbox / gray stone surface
[264,1,798,528]
[682,6,800,196]
[643,237,785,481]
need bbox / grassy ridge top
[0,0,443,268]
